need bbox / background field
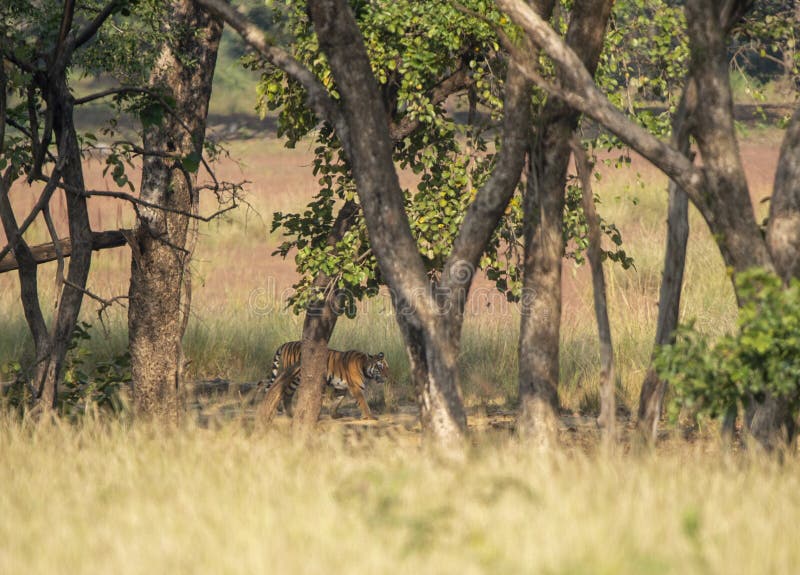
[0,124,780,416]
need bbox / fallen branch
[0,229,130,273]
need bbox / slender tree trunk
[128,0,221,423]
[637,87,695,442]
[571,139,616,447]
[517,0,613,445]
[293,201,359,432]
[36,90,93,411]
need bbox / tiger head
[365,352,389,384]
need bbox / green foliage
[1,323,130,419]
[59,322,131,419]
[263,0,523,311]
[656,270,800,424]
[597,0,689,144]
[263,0,640,315]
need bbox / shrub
[656,269,800,423]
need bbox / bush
[656,269,800,424]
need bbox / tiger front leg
[352,386,376,420]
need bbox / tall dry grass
[1,418,798,574]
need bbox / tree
[2,0,233,422]
[257,0,524,431]
[127,0,222,422]
[499,0,800,448]
[199,0,537,447]
[1,0,126,413]
[516,0,614,445]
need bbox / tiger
[264,341,389,420]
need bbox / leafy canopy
[258,0,646,316]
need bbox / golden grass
[1,418,799,575]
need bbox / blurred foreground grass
[1,418,798,575]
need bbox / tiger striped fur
[265,341,389,420]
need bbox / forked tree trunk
[637,87,694,442]
[201,0,529,446]
[0,6,107,415]
[128,1,221,423]
[35,90,93,410]
[517,0,613,445]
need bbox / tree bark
[637,86,695,442]
[0,2,126,414]
[128,0,221,423]
[517,0,613,446]
[305,0,537,447]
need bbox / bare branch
[74,187,239,222]
[0,229,130,274]
[73,86,158,106]
[41,204,65,309]
[62,278,128,331]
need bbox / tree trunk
[517,0,613,445]
[571,139,616,447]
[35,91,93,411]
[394,314,467,447]
[128,0,221,423]
[637,87,694,442]
[749,107,800,450]
[292,201,359,432]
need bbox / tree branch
[440,61,531,295]
[72,86,156,106]
[0,229,131,274]
[194,0,350,150]
[388,65,473,141]
[497,0,708,207]
[72,1,124,50]
[51,0,76,74]
[0,163,64,266]
[73,187,239,222]
[41,204,65,308]
[2,50,36,74]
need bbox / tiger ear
[376,352,384,360]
